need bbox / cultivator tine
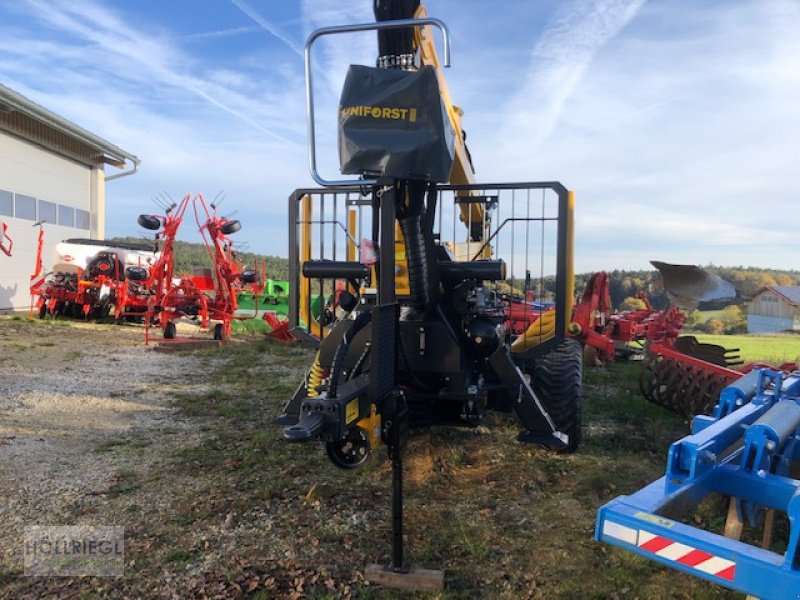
[650,260,736,309]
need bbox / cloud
[1,0,314,253]
[500,0,645,152]
[20,0,300,145]
[458,0,800,271]
[2,0,798,273]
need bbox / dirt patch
[0,319,210,575]
[0,318,740,599]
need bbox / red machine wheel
[164,321,176,339]
[213,323,224,341]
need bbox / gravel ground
[0,318,211,574]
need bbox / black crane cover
[338,65,455,182]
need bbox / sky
[0,0,798,272]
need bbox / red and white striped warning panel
[601,520,736,582]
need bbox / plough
[596,367,800,599]
[569,263,766,418]
[571,270,687,364]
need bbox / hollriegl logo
[24,526,124,577]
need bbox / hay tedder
[272,0,581,583]
[27,193,263,344]
[137,193,263,343]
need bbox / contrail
[506,0,646,148]
[230,0,304,57]
[23,0,298,146]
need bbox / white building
[0,84,138,311]
[747,286,800,334]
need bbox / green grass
[696,309,723,324]
[231,318,270,334]
[694,333,800,364]
[3,322,742,599]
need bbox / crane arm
[413,4,487,245]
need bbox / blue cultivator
[596,368,800,599]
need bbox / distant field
[694,333,800,364]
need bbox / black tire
[220,220,241,235]
[325,428,371,469]
[164,321,176,339]
[213,323,224,341]
[528,339,583,453]
[138,214,161,231]
[125,266,148,281]
[38,304,47,319]
[240,270,258,284]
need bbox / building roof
[765,285,800,306]
[0,83,139,177]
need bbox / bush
[684,309,703,330]
[619,296,647,312]
[719,304,746,334]
[704,318,725,334]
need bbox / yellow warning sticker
[634,512,675,528]
[345,399,359,424]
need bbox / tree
[684,309,703,330]
[719,304,747,334]
[704,318,725,334]
[619,296,647,312]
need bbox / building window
[38,199,57,225]
[58,205,75,228]
[15,194,37,221]
[76,209,90,230]
[0,190,12,217]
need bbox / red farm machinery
[137,193,263,343]
[27,193,264,345]
[0,220,11,257]
[29,220,159,321]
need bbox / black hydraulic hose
[397,180,438,314]
[328,310,373,398]
[399,212,430,312]
[374,0,419,68]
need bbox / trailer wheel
[164,321,176,339]
[325,428,371,469]
[528,339,583,453]
[38,304,47,319]
[213,323,224,341]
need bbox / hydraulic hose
[374,0,420,68]
[399,212,430,311]
[397,180,438,314]
[328,310,373,398]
